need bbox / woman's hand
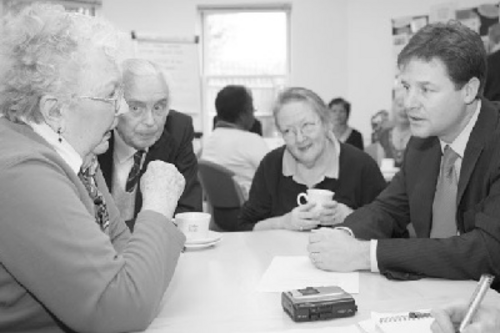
[141,161,185,219]
[317,201,354,226]
[283,202,321,231]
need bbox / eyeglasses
[76,91,123,115]
[280,120,320,141]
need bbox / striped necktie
[126,150,145,192]
[430,145,459,238]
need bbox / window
[200,6,290,137]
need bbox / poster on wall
[391,15,429,81]
[456,3,500,50]
[132,32,202,131]
[429,2,457,23]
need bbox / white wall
[101,0,497,143]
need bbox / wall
[102,0,497,144]
[101,0,348,136]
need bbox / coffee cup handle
[297,193,308,206]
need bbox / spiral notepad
[373,310,433,333]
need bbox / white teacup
[297,189,335,212]
[175,212,211,241]
[380,158,396,171]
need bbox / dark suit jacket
[484,50,500,102]
[342,99,500,291]
[99,110,202,230]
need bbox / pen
[458,274,495,333]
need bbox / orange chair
[197,160,246,231]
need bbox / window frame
[198,5,291,138]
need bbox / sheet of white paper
[257,256,359,293]
[261,325,363,333]
[138,324,363,333]
[357,319,377,333]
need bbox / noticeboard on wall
[132,32,202,129]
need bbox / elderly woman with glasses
[237,87,386,232]
[0,4,185,333]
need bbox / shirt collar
[27,120,83,174]
[282,132,340,184]
[439,100,481,157]
[113,128,147,163]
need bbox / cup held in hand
[296,189,335,211]
[175,212,211,241]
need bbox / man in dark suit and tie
[98,58,202,231]
[308,21,500,291]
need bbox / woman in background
[237,87,386,231]
[0,4,185,332]
[328,97,364,150]
[366,88,411,168]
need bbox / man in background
[201,85,269,199]
[99,58,202,231]
[308,21,500,291]
[484,23,500,101]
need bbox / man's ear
[39,95,64,130]
[462,77,480,104]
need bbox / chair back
[197,160,246,231]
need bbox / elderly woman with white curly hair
[0,4,186,333]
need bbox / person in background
[0,4,185,332]
[307,21,500,291]
[370,109,390,144]
[213,114,263,136]
[328,97,364,150]
[431,302,500,333]
[201,85,269,199]
[483,22,500,101]
[98,58,202,231]
[237,87,386,231]
[366,88,411,168]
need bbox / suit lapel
[457,99,498,204]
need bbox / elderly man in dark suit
[99,58,202,231]
[308,21,500,291]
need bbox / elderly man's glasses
[280,120,320,141]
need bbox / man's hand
[141,161,185,219]
[307,228,370,271]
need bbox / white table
[142,230,500,332]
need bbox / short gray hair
[0,3,124,123]
[121,58,170,109]
[273,87,332,131]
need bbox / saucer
[185,231,222,245]
[184,237,222,250]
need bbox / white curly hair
[0,3,128,123]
